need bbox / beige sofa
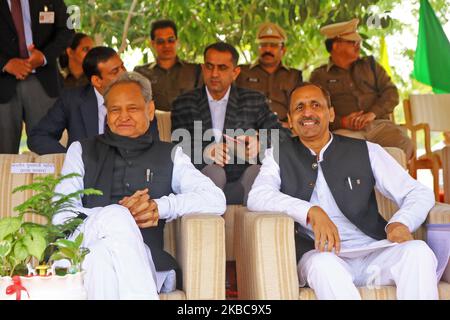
[0,151,225,300]
[235,147,450,300]
[443,146,450,204]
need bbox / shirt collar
[94,88,104,107]
[206,86,231,103]
[306,133,334,162]
[326,58,336,72]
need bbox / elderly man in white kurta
[247,83,438,300]
[53,72,226,300]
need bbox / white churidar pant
[80,204,160,300]
[298,240,439,300]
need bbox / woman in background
[59,33,95,88]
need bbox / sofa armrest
[177,214,225,300]
[427,202,450,224]
[443,146,450,204]
[235,208,299,300]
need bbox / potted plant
[0,173,102,300]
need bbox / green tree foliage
[68,0,389,66]
[67,0,448,73]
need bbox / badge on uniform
[39,6,55,24]
[247,77,260,83]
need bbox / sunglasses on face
[154,37,177,45]
[336,39,361,47]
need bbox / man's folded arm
[155,147,226,221]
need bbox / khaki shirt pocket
[325,79,347,95]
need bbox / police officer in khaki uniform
[310,19,413,159]
[236,22,303,126]
[134,20,202,111]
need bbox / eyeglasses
[154,37,177,45]
[336,39,361,47]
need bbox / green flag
[413,0,450,94]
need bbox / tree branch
[118,0,139,54]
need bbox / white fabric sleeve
[154,147,226,221]
[247,148,313,227]
[52,141,102,225]
[367,142,435,232]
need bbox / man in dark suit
[28,47,161,155]
[172,42,287,204]
[0,0,73,153]
[28,47,127,154]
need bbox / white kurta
[54,142,226,300]
[248,136,438,299]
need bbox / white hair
[104,71,153,103]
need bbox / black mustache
[299,117,320,124]
[262,52,274,58]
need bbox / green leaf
[53,238,78,249]
[28,224,47,237]
[55,247,76,260]
[23,232,47,261]
[49,252,67,262]
[22,223,48,237]
[13,239,29,262]
[0,217,22,240]
[80,247,90,260]
[0,240,12,258]
[74,233,84,248]
[59,217,84,233]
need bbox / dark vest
[277,135,388,261]
[79,136,180,277]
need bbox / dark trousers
[202,164,261,205]
[0,75,56,154]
